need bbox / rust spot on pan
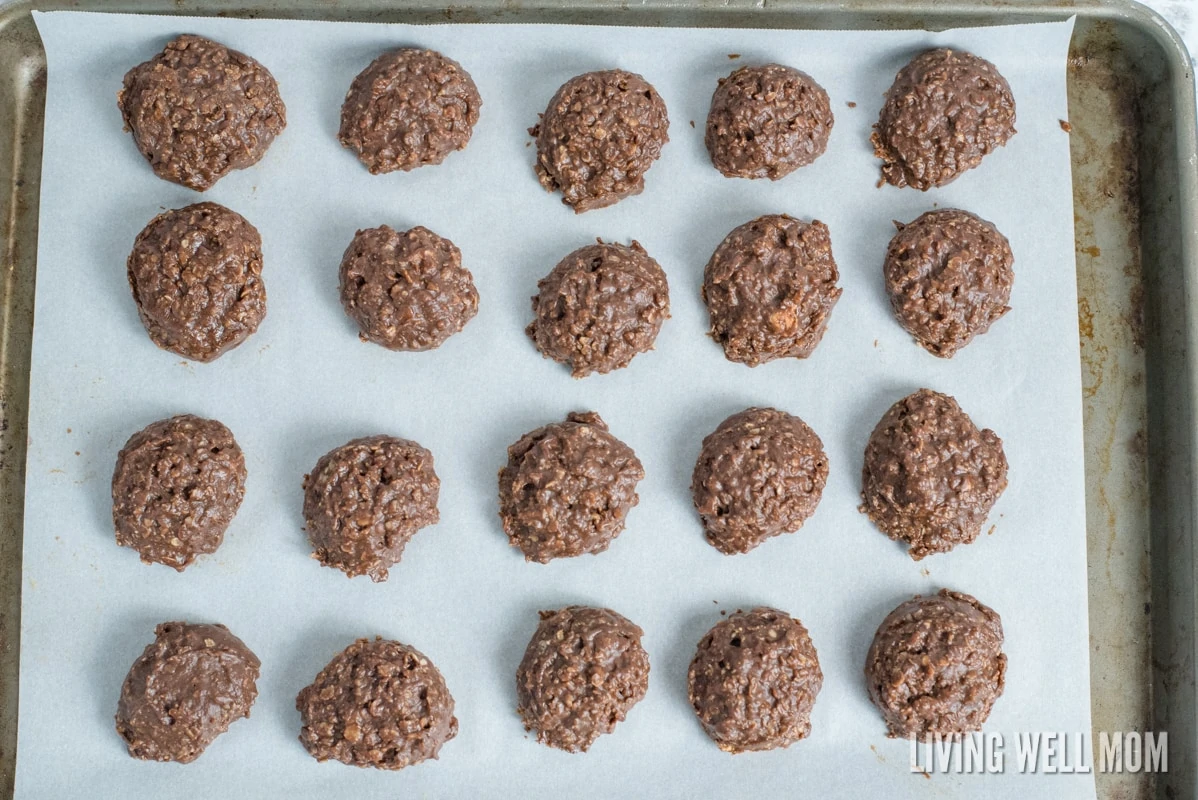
[1078,296,1095,340]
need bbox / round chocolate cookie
[111,414,246,571]
[533,70,670,213]
[527,241,670,377]
[119,34,286,191]
[861,389,1008,560]
[302,435,440,582]
[116,621,260,763]
[691,407,828,555]
[884,209,1013,357]
[865,589,1007,738]
[498,411,643,563]
[128,202,266,362]
[516,606,650,753]
[688,607,823,753]
[705,63,834,180]
[339,48,481,175]
[702,215,841,366]
[872,48,1016,190]
[297,637,458,769]
[339,225,478,351]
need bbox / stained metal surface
[0,2,1193,799]
[1072,21,1155,800]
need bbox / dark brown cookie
[516,606,650,753]
[111,414,246,570]
[532,70,669,213]
[691,408,828,555]
[127,202,266,362]
[688,607,822,753]
[702,215,841,366]
[498,411,643,563]
[884,209,1013,357]
[339,225,478,351]
[297,637,457,769]
[118,34,286,191]
[861,389,1008,559]
[527,241,670,377]
[705,63,834,180]
[116,621,260,763]
[872,48,1016,190]
[865,589,1006,738]
[303,435,440,582]
[339,48,481,175]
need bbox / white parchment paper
[23,11,1090,799]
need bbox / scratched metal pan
[0,0,1193,797]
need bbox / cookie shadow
[467,405,579,557]
[672,49,785,169]
[94,37,189,180]
[848,590,918,706]
[108,196,199,344]
[860,215,904,325]
[659,600,766,715]
[313,39,436,144]
[272,619,368,751]
[841,382,924,561]
[669,198,780,287]
[92,405,198,552]
[493,590,603,737]
[663,395,763,534]
[843,381,924,485]
[302,213,388,346]
[277,415,392,561]
[502,49,618,117]
[658,607,711,714]
[91,608,203,756]
[498,230,591,336]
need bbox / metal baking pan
[0,1,1193,798]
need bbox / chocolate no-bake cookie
[533,70,670,212]
[705,64,834,180]
[297,637,457,769]
[127,202,266,362]
[339,225,478,351]
[691,407,828,555]
[339,48,481,174]
[516,606,650,753]
[498,411,643,562]
[872,48,1016,190]
[119,34,286,191]
[865,589,1006,738]
[303,435,440,581]
[884,209,1013,357]
[702,215,841,366]
[116,621,260,763]
[112,414,246,570]
[688,607,823,753]
[861,389,1008,559]
[527,241,670,377]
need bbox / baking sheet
[21,11,1088,799]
